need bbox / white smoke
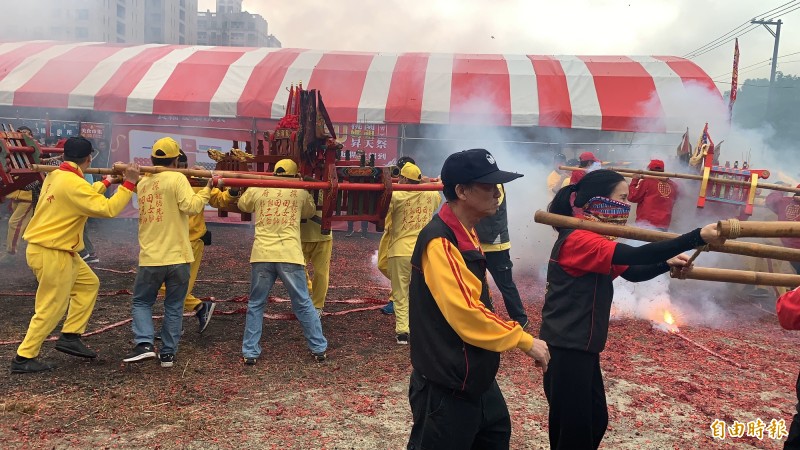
[396,65,794,330]
[615,77,799,329]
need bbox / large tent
[0,41,720,134]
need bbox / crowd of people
[4,133,800,450]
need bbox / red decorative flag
[728,38,739,121]
[677,127,692,157]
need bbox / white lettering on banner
[156,115,227,123]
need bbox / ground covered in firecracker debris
[0,218,798,449]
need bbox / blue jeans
[131,264,190,355]
[243,262,328,358]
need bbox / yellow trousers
[377,232,394,302]
[303,240,333,309]
[389,256,411,334]
[158,239,204,312]
[17,243,100,358]
[6,200,34,254]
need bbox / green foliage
[731,72,800,149]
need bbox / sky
[199,0,800,90]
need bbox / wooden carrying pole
[110,163,285,181]
[671,266,800,288]
[560,165,800,195]
[31,163,281,181]
[217,177,444,191]
[31,164,116,175]
[533,210,800,262]
[717,219,800,238]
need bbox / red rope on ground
[93,267,137,274]
[671,331,745,369]
[92,267,391,291]
[0,289,133,298]
[0,296,389,345]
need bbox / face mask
[583,196,630,240]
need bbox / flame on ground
[661,309,680,334]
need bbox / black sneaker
[122,343,156,363]
[10,355,54,374]
[196,301,216,334]
[312,351,327,362]
[55,333,97,358]
[396,333,409,345]
[159,353,175,368]
[243,357,257,366]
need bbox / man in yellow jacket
[377,156,422,315]
[122,137,211,368]
[301,190,332,316]
[4,126,38,258]
[11,137,140,374]
[546,153,570,198]
[384,163,443,344]
[236,159,328,365]
[156,153,235,334]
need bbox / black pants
[792,262,800,276]
[347,221,368,235]
[785,371,800,449]
[407,370,511,450]
[485,250,527,326]
[543,347,607,450]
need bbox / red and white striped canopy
[0,41,720,133]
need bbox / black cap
[441,149,523,185]
[63,136,94,159]
[397,156,416,168]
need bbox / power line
[711,50,800,79]
[683,0,800,59]
[712,80,797,88]
[682,0,797,57]
[687,25,759,59]
[682,23,754,58]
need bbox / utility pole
[750,18,782,120]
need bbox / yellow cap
[152,137,181,158]
[274,159,298,176]
[400,162,422,181]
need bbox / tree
[731,72,800,150]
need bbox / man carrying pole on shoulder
[11,137,140,374]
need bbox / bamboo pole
[31,164,116,175]
[217,177,444,192]
[31,163,278,181]
[560,165,800,195]
[30,164,444,192]
[111,163,284,181]
[717,219,800,238]
[670,266,800,288]
[533,210,800,262]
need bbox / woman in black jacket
[540,169,724,450]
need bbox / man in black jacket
[475,184,528,327]
[407,148,550,450]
